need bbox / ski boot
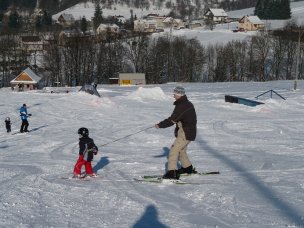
[163,170,180,180]
[177,165,197,175]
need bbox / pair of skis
[62,171,220,184]
[61,174,101,181]
[134,171,220,185]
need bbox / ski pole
[100,126,154,147]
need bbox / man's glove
[27,114,32,117]
[92,148,98,155]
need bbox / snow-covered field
[1,81,304,227]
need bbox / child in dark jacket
[5,117,11,133]
[73,127,98,178]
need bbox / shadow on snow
[153,147,170,158]
[132,204,169,228]
[197,133,304,226]
[93,156,110,174]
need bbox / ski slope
[1,81,304,227]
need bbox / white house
[204,8,228,23]
[21,36,44,53]
[134,17,185,32]
[163,17,184,29]
[134,19,157,33]
[97,24,119,34]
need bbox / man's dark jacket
[158,95,197,141]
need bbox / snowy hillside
[52,1,172,21]
[1,80,304,227]
[53,1,304,24]
[52,1,304,47]
[227,1,304,30]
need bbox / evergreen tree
[93,2,103,31]
[255,0,291,19]
[263,0,271,19]
[0,0,10,11]
[272,0,281,19]
[41,10,52,26]
[14,0,36,8]
[130,9,134,30]
[280,0,291,19]
[80,16,87,34]
[35,15,42,29]
[8,11,22,29]
[255,0,264,18]
[35,10,52,30]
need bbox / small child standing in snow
[73,127,99,178]
[5,117,11,133]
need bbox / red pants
[73,155,93,175]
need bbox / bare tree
[271,35,287,80]
[43,33,62,86]
[251,31,272,81]
[125,32,150,73]
[95,31,125,83]
[204,45,217,82]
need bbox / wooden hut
[10,67,42,91]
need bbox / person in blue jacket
[20,104,31,133]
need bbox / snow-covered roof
[134,19,157,25]
[116,16,126,23]
[10,67,41,84]
[59,13,75,21]
[246,16,264,24]
[97,24,119,30]
[163,17,174,23]
[148,19,157,23]
[209,8,228,17]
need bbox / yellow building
[119,73,146,86]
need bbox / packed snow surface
[1,81,304,227]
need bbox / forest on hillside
[0,0,258,16]
[0,21,303,87]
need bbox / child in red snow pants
[73,155,93,175]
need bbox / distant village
[57,8,264,34]
[1,7,266,90]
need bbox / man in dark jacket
[155,86,197,179]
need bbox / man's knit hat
[173,86,185,96]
